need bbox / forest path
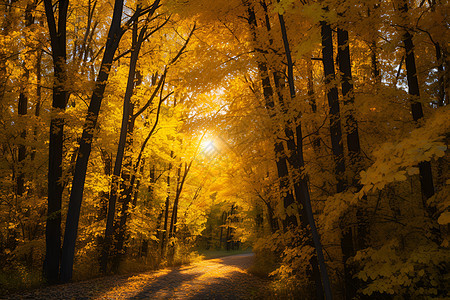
[4,253,269,299]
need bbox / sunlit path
[4,254,268,300]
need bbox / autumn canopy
[0,0,448,298]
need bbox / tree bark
[43,0,69,284]
[278,10,331,299]
[17,78,27,197]
[160,153,173,258]
[246,5,297,230]
[59,0,150,282]
[321,21,346,195]
[398,1,435,213]
[16,1,36,197]
[100,13,145,273]
[337,27,362,300]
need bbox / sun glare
[202,140,216,153]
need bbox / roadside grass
[0,265,43,296]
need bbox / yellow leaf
[437,211,450,225]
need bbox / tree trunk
[278,10,332,299]
[59,0,133,283]
[43,0,69,284]
[160,152,173,258]
[17,77,27,196]
[307,58,321,151]
[113,83,168,267]
[100,14,145,273]
[337,27,361,300]
[169,161,192,239]
[398,1,435,214]
[321,21,346,195]
[111,103,136,272]
[246,5,297,230]
[16,1,36,197]
[31,44,42,162]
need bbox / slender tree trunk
[169,165,182,240]
[97,149,111,250]
[156,209,164,250]
[59,0,140,282]
[434,42,445,107]
[31,46,42,162]
[113,81,168,269]
[43,0,69,283]
[337,27,364,300]
[161,152,173,258]
[307,58,321,151]
[398,1,435,215]
[100,14,145,273]
[321,22,346,195]
[111,103,136,272]
[278,10,331,299]
[272,70,300,230]
[169,161,192,239]
[17,77,27,196]
[16,1,36,197]
[367,6,381,83]
[371,40,380,82]
[140,165,156,256]
[246,5,297,230]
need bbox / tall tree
[397,0,435,213]
[337,26,364,300]
[320,21,346,195]
[43,0,69,283]
[278,7,332,299]
[100,8,148,273]
[60,0,162,283]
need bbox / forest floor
[1,253,269,299]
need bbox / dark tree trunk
[337,27,361,300]
[99,149,112,222]
[248,4,329,298]
[321,22,346,195]
[278,10,331,299]
[16,1,36,196]
[17,80,27,196]
[367,6,380,83]
[246,5,297,230]
[434,42,445,107]
[161,153,173,258]
[219,211,227,249]
[132,159,145,208]
[169,161,192,239]
[114,87,168,265]
[43,0,69,284]
[100,14,145,273]
[371,40,380,82]
[156,209,164,250]
[31,46,42,162]
[272,70,299,230]
[306,58,321,151]
[59,0,138,282]
[140,165,156,256]
[106,21,190,269]
[169,165,182,240]
[399,2,435,214]
[111,104,136,272]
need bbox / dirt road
[2,253,268,299]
